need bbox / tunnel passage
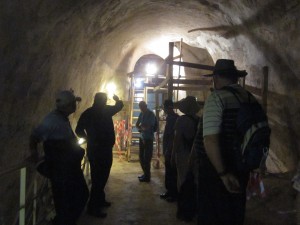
[1,0,299,171]
[0,0,300,224]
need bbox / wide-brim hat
[176,96,201,115]
[203,59,247,77]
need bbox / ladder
[126,77,163,164]
[125,77,146,161]
[131,87,145,144]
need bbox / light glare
[78,138,86,145]
[106,82,116,98]
[145,63,157,76]
[134,78,143,88]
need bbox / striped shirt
[203,84,249,137]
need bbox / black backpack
[224,86,271,171]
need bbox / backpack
[224,86,271,171]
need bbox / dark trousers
[164,150,178,197]
[197,156,249,225]
[51,166,89,225]
[139,138,153,179]
[88,146,113,211]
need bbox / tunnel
[1,0,300,224]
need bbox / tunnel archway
[133,54,166,77]
[1,1,300,224]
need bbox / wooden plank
[156,86,210,91]
[19,168,26,225]
[245,85,261,96]
[169,61,214,71]
[173,86,210,91]
[152,78,211,85]
[152,84,211,91]
[261,66,269,113]
[167,42,174,100]
[153,76,169,91]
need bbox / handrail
[0,158,51,225]
[0,161,31,177]
[1,154,90,225]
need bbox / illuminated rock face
[0,1,299,172]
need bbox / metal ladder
[130,87,145,145]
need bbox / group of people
[30,91,123,225]
[157,59,259,225]
[159,96,200,221]
[29,58,262,225]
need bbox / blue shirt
[136,109,156,140]
[32,110,75,141]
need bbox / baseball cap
[56,90,81,108]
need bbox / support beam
[19,168,26,225]
[245,85,261,96]
[169,61,214,71]
[261,66,269,113]
[153,76,169,91]
[173,86,210,91]
[154,86,210,91]
[167,42,174,100]
[152,78,211,86]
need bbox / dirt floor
[78,147,297,225]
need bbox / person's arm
[203,134,225,173]
[204,134,240,193]
[136,113,142,131]
[29,134,39,163]
[141,112,156,131]
[108,95,124,116]
[203,92,240,193]
[75,113,87,139]
[28,121,49,163]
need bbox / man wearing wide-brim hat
[175,96,202,116]
[172,95,200,221]
[199,59,252,224]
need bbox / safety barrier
[114,120,130,159]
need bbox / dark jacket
[75,100,123,147]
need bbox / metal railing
[0,160,54,225]
[0,155,90,225]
